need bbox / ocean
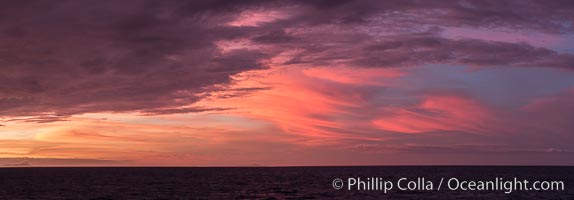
[0,166,572,199]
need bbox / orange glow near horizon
[3,64,574,166]
[2,0,574,167]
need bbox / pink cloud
[227,9,293,27]
[373,94,492,134]
[199,66,404,144]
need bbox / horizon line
[1,164,574,168]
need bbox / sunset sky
[1,0,574,166]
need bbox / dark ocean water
[0,166,572,199]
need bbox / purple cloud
[1,0,573,120]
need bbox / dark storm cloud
[1,0,573,119]
[251,30,296,44]
[353,33,574,68]
[269,29,574,69]
[292,0,574,33]
[0,0,274,118]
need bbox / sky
[1,0,574,166]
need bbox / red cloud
[373,94,492,134]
